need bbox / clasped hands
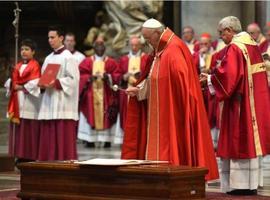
[90,72,108,81]
[199,73,208,87]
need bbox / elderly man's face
[199,37,212,52]
[247,24,260,41]
[142,28,161,50]
[218,27,234,45]
[130,37,141,54]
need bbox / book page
[75,158,168,166]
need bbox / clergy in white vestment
[64,32,85,64]
[38,26,80,161]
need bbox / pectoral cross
[244,49,249,59]
[260,64,266,69]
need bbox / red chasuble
[8,59,41,123]
[211,32,270,159]
[259,39,269,53]
[122,28,219,181]
[79,56,120,129]
[118,53,149,129]
[202,49,228,129]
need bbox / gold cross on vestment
[244,49,249,59]
[252,117,256,125]
[260,64,266,69]
[132,66,136,72]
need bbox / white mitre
[142,18,163,29]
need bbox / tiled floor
[1,142,270,197]
[1,88,270,197]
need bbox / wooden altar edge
[17,161,208,200]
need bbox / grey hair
[157,26,165,33]
[218,16,242,33]
[147,26,165,34]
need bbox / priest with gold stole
[78,37,120,148]
[121,19,219,181]
[114,36,149,144]
[201,16,270,195]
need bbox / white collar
[54,45,65,51]
[129,50,141,57]
[94,54,105,61]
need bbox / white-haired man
[121,18,219,181]
[115,35,149,144]
[201,16,270,195]
[247,23,266,45]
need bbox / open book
[75,158,168,166]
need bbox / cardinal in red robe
[122,19,219,181]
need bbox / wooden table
[17,161,208,200]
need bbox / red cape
[8,59,41,123]
[122,28,219,181]
[211,35,270,159]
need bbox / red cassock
[211,33,270,159]
[259,39,269,53]
[118,54,149,129]
[79,56,120,129]
[121,28,219,181]
[203,49,228,129]
[192,52,201,75]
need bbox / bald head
[247,23,262,41]
[129,36,141,55]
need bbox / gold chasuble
[92,59,105,130]
[128,56,141,85]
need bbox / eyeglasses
[218,29,224,36]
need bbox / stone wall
[181,1,256,40]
